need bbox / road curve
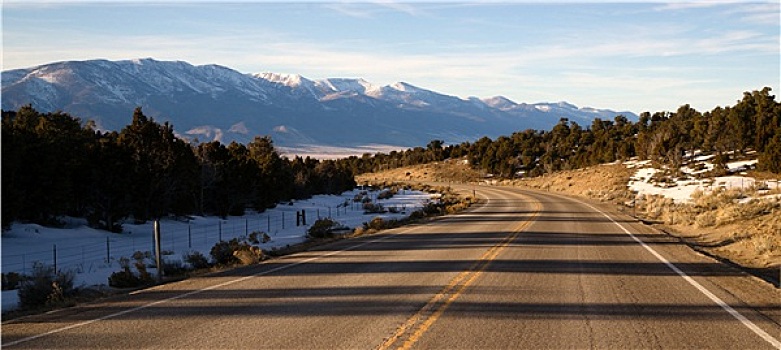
[2,185,779,349]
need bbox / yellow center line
[377,196,541,350]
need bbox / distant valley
[1,58,637,156]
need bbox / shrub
[183,251,211,269]
[108,256,153,288]
[409,209,426,220]
[248,231,271,244]
[695,211,717,228]
[209,238,261,266]
[210,240,237,266]
[308,218,339,238]
[366,217,386,231]
[161,259,187,276]
[233,246,263,265]
[18,262,75,308]
[753,234,778,255]
[363,217,402,231]
[363,202,386,214]
[2,272,24,291]
[108,267,141,288]
[377,189,396,200]
[422,202,444,216]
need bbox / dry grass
[356,161,781,272]
[355,160,482,184]
[514,163,635,204]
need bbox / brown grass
[357,160,781,273]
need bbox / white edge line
[576,199,781,349]
[2,227,415,348]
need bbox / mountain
[1,58,637,155]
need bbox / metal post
[188,224,192,249]
[154,220,163,283]
[302,210,306,226]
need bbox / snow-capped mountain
[2,58,637,152]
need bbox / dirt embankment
[355,161,483,185]
[358,162,780,285]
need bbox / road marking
[2,225,420,348]
[575,199,781,349]
[378,192,541,350]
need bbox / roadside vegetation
[2,106,355,232]
[2,87,777,312]
[351,88,780,284]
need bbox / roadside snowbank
[2,188,433,312]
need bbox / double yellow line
[377,198,541,350]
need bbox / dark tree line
[3,88,777,231]
[339,87,780,177]
[2,106,355,231]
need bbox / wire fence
[1,204,359,276]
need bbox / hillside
[2,58,636,152]
[357,155,781,285]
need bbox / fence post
[302,210,306,226]
[154,220,162,283]
[188,224,192,249]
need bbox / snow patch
[1,189,437,312]
[185,125,223,142]
[228,122,249,135]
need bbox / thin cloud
[323,1,423,18]
[373,0,422,16]
[323,3,373,18]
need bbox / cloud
[729,2,781,26]
[4,1,775,115]
[373,0,421,16]
[323,3,373,18]
[324,1,422,18]
[653,1,734,12]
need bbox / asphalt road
[3,185,779,349]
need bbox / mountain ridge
[2,58,637,154]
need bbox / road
[2,185,779,349]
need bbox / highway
[2,185,779,349]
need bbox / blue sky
[2,1,779,114]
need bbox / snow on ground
[626,157,780,204]
[1,188,434,312]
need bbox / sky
[2,0,779,114]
